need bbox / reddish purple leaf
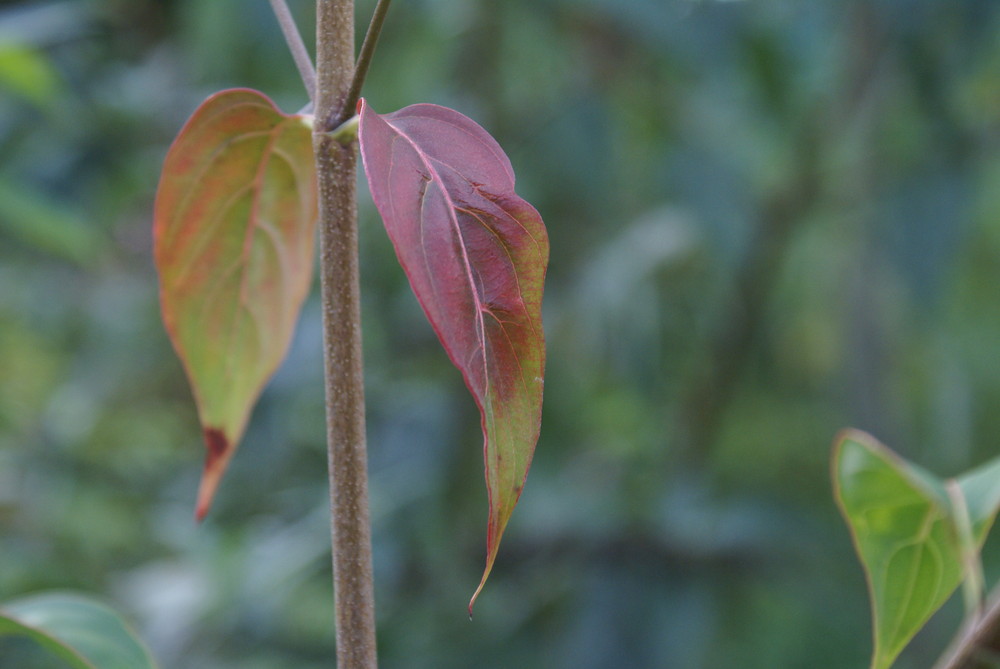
[358,99,549,612]
[154,89,317,520]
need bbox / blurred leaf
[833,429,1000,669]
[0,180,102,266]
[0,592,157,669]
[0,41,58,107]
[153,88,317,520]
[358,100,548,613]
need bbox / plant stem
[332,0,393,128]
[314,1,377,668]
[269,0,317,102]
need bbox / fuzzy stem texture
[314,1,377,667]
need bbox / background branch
[675,123,820,462]
[674,0,886,463]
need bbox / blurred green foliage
[1,0,999,667]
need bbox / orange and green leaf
[154,88,317,519]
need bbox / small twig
[332,0,393,128]
[935,583,1000,669]
[269,0,316,103]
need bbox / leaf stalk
[268,0,317,102]
[325,114,360,145]
[332,0,393,129]
[946,479,985,619]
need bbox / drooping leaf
[832,429,1000,669]
[0,592,157,669]
[154,88,317,519]
[358,99,548,612]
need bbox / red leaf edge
[357,98,548,613]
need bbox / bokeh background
[2,0,1000,667]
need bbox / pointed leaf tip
[195,428,231,521]
[154,88,317,515]
[358,102,548,609]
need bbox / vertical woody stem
[314,1,378,667]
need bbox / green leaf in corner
[0,593,157,669]
[833,430,967,669]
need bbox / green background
[2,0,999,667]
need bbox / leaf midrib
[389,119,492,404]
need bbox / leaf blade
[0,593,157,669]
[358,100,548,612]
[154,88,317,519]
[833,430,964,669]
